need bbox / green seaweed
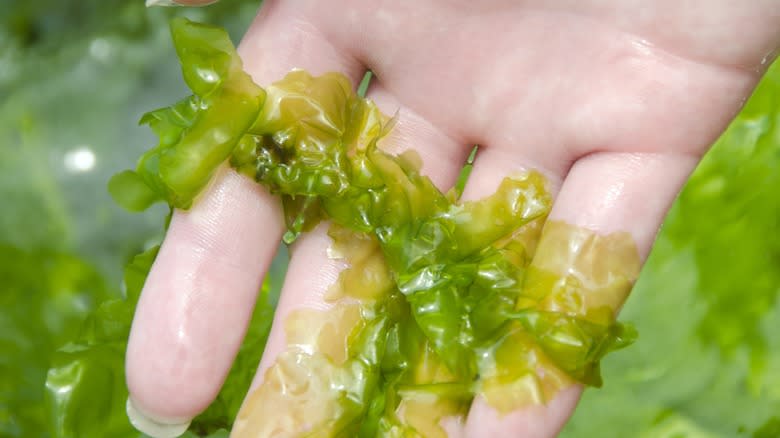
[109,18,638,435]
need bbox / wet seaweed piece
[110,18,642,436]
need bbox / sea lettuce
[109,18,638,435]
[109,18,265,211]
[21,5,779,437]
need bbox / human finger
[463,151,699,437]
[124,1,365,436]
[230,81,474,436]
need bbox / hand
[125,1,780,436]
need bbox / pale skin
[125,1,780,436]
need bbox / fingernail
[145,0,220,6]
[126,397,192,438]
[145,0,179,7]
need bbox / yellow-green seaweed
[110,18,641,436]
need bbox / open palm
[125,1,780,437]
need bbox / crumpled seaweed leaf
[109,17,265,210]
[109,18,641,436]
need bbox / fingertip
[125,167,283,420]
[465,386,582,438]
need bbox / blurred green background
[1,1,778,437]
